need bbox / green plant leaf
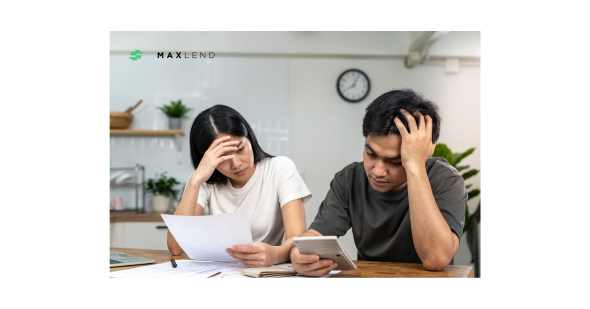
[432,143,479,233]
[456,165,470,172]
[462,169,479,181]
[144,172,178,197]
[452,148,475,166]
[451,153,461,166]
[467,189,480,200]
[157,100,191,117]
[157,106,171,117]
[432,143,453,165]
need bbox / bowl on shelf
[110,99,143,129]
[110,112,134,129]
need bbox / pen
[170,258,177,268]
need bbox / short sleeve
[196,181,210,212]
[275,157,312,207]
[308,173,351,237]
[430,160,468,242]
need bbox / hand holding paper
[162,212,253,262]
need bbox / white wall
[288,58,480,265]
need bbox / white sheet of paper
[162,212,253,262]
[213,263,341,279]
[110,260,233,278]
[213,262,252,279]
[185,269,226,278]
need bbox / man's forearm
[406,165,458,270]
[298,229,323,238]
[274,230,323,264]
[287,229,322,253]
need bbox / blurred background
[109,31,480,270]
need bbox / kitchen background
[110,31,480,268]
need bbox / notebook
[242,267,297,278]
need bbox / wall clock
[336,69,370,103]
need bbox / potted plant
[432,144,480,233]
[145,172,180,213]
[157,99,192,130]
[432,143,481,277]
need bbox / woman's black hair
[189,104,273,185]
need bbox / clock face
[337,69,370,103]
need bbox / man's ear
[430,141,437,157]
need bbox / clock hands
[343,74,361,91]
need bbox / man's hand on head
[393,109,437,171]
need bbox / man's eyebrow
[365,144,401,160]
[386,154,402,161]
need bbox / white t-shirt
[195,156,311,246]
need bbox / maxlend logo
[129,50,143,61]
[128,50,215,61]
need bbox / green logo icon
[129,50,143,61]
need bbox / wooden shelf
[110,129,184,136]
[110,129,185,164]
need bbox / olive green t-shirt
[309,157,467,263]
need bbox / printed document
[110,260,233,278]
[213,263,341,279]
[213,262,252,279]
[161,212,253,262]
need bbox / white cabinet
[110,221,169,250]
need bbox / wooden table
[110,248,474,278]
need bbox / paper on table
[162,212,253,262]
[185,269,226,278]
[110,260,234,278]
[213,262,252,279]
[213,263,341,279]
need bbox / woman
[167,105,311,268]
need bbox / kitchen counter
[110,211,173,222]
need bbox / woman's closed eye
[220,147,245,157]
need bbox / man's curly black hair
[362,89,441,143]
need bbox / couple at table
[167,89,467,276]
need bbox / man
[291,89,467,276]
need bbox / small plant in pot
[145,172,180,213]
[157,99,192,130]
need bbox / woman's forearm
[174,178,204,216]
[277,199,307,264]
[167,177,204,255]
